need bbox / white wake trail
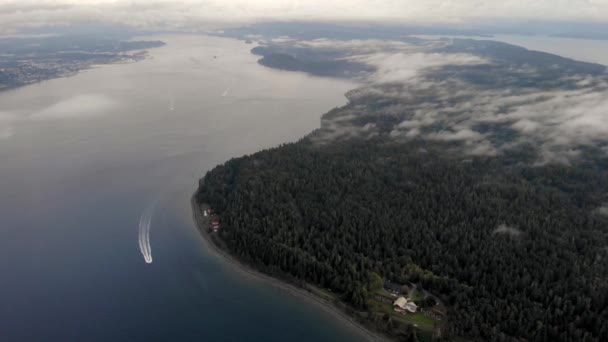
[138,203,155,264]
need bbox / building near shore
[394,296,418,314]
[405,302,418,313]
[393,297,408,310]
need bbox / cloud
[426,128,498,156]
[465,141,497,156]
[32,94,117,119]
[295,39,428,54]
[458,86,608,161]
[428,128,485,142]
[313,106,382,144]
[361,52,488,83]
[493,224,522,237]
[247,24,608,164]
[511,119,541,133]
[488,88,608,161]
[597,205,608,217]
[3,1,608,33]
[391,127,421,138]
[341,66,608,162]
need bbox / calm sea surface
[491,34,608,66]
[0,35,362,341]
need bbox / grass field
[308,284,441,336]
[401,313,436,326]
[373,288,396,300]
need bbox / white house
[393,297,408,310]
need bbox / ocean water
[0,35,364,341]
[490,34,608,66]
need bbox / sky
[2,0,608,33]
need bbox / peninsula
[194,25,608,342]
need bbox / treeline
[196,138,608,341]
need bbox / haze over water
[0,35,362,341]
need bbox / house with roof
[393,296,408,313]
[393,296,418,314]
[405,302,418,313]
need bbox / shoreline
[0,48,158,94]
[190,195,391,342]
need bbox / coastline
[190,195,391,342]
[0,48,157,94]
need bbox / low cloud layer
[307,37,608,164]
[364,79,608,163]
[293,34,608,165]
[295,39,418,53]
[493,224,522,237]
[361,52,487,83]
[597,205,608,217]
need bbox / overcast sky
[2,0,608,33]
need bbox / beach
[191,195,391,342]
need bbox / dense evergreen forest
[196,138,608,341]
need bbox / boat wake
[138,202,156,264]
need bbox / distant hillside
[251,46,374,78]
[441,39,606,75]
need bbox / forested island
[195,26,608,341]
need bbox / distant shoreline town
[0,36,164,91]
